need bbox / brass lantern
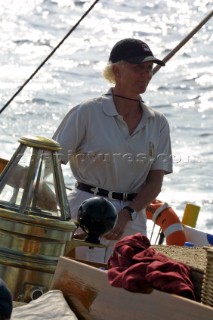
[0,135,71,219]
[0,135,77,302]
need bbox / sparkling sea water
[0,0,212,235]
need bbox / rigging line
[0,0,100,115]
[153,9,213,75]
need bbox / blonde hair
[102,61,124,84]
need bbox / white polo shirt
[53,89,173,193]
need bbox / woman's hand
[104,208,131,240]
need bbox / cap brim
[125,55,165,66]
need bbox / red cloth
[107,233,195,300]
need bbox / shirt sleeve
[52,105,86,164]
[151,115,173,174]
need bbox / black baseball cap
[109,38,165,66]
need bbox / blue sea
[0,0,212,234]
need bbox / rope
[0,0,100,115]
[0,5,212,114]
[153,9,213,75]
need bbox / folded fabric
[107,233,195,300]
[11,290,78,320]
[0,279,13,319]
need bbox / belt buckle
[108,191,116,200]
[108,191,128,201]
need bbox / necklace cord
[0,0,100,115]
[105,93,142,102]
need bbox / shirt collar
[101,88,155,119]
[102,88,118,116]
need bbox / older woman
[53,38,173,262]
